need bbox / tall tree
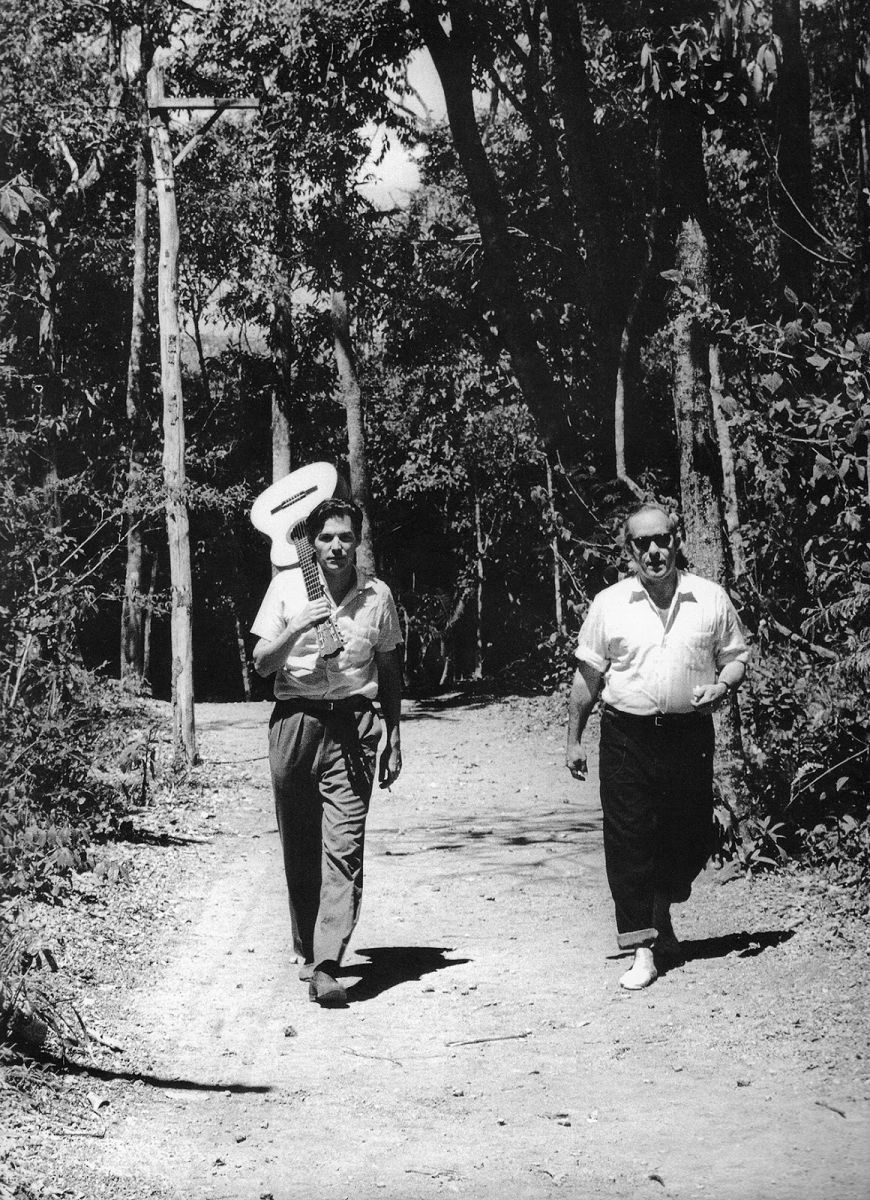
[772,0,815,301]
[408,0,579,461]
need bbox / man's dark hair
[307,497,364,542]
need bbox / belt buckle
[654,713,665,728]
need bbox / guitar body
[250,462,345,659]
[250,461,338,568]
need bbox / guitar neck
[290,524,325,601]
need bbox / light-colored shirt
[575,571,749,715]
[251,568,403,701]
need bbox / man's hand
[378,739,402,790]
[565,741,588,781]
[295,596,332,632]
[691,681,729,712]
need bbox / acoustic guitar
[250,462,344,659]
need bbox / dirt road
[14,696,869,1199]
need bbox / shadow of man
[655,928,795,977]
[337,946,470,1003]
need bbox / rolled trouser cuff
[617,927,657,951]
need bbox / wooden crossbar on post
[148,96,261,111]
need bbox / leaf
[807,354,830,370]
[783,286,799,306]
[660,269,682,283]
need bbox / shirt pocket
[340,622,377,668]
[685,631,715,671]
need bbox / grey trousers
[268,701,381,969]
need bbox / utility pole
[146,58,259,768]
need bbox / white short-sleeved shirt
[575,571,749,715]
[251,568,403,701]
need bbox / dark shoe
[298,962,315,982]
[309,969,347,1007]
[654,930,683,960]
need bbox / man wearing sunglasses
[565,503,748,989]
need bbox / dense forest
[1,0,868,918]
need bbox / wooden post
[148,62,197,768]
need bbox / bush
[742,645,870,889]
[0,662,158,905]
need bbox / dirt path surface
[7,696,869,1199]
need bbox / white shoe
[619,948,658,990]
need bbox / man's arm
[252,596,331,677]
[566,660,604,780]
[374,647,403,789]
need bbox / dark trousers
[599,706,715,950]
[268,701,381,969]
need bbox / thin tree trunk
[121,136,150,689]
[190,301,211,405]
[408,0,576,460]
[708,344,748,580]
[772,0,815,301]
[142,553,158,690]
[614,254,653,500]
[545,457,564,632]
[473,494,484,679]
[843,0,870,325]
[230,597,252,701]
[330,286,376,574]
[672,214,725,583]
[271,387,291,481]
[148,62,197,769]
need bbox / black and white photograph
[1,1,868,1196]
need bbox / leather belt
[603,704,708,728]
[276,696,372,715]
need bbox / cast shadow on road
[338,945,470,1003]
[655,928,795,977]
[23,1049,273,1094]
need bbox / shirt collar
[627,570,697,604]
[317,565,376,606]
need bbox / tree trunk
[148,63,197,769]
[546,0,620,458]
[121,136,150,689]
[472,494,484,679]
[843,0,870,326]
[230,597,252,701]
[269,275,293,507]
[142,552,158,690]
[190,301,212,405]
[271,388,292,482]
[408,0,577,461]
[330,286,376,575]
[656,107,727,581]
[708,344,748,580]
[672,215,725,582]
[772,0,815,302]
[659,105,744,808]
[545,457,564,632]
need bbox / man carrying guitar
[251,498,403,1007]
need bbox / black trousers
[599,706,715,950]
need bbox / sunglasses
[630,532,674,552]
